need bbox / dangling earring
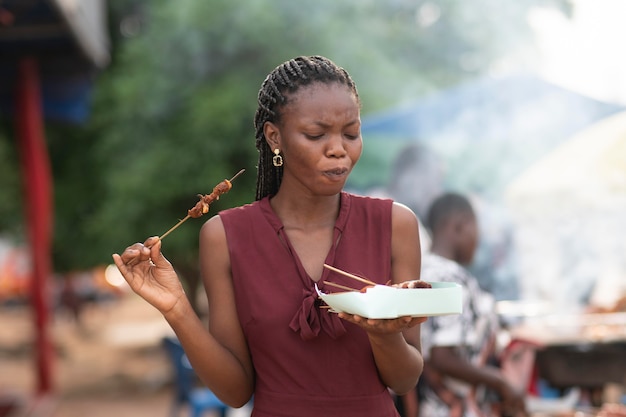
[272,149,283,167]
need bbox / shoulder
[201,200,261,241]
[217,199,265,229]
[391,201,418,224]
[344,191,392,209]
[388,202,420,241]
[341,192,393,228]
[200,214,227,246]
[345,193,420,240]
[345,192,414,219]
[219,199,262,218]
[345,192,415,216]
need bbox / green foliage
[0,0,571,276]
[349,136,411,191]
[0,125,23,239]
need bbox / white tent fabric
[505,111,626,309]
[507,110,626,209]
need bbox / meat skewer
[158,169,245,240]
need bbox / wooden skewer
[159,215,190,241]
[323,264,377,287]
[228,168,246,182]
[323,281,359,292]
[158,169,245,240]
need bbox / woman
[113,55,425,417]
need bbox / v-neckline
[259,192,351,285]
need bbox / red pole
[15,56,54,394]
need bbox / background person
[398,192,527,417]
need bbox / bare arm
[338,202,425,395]
[400,386,420,417]
[430,346,527,416]
[111,217,254,407]
[178,215,254,406]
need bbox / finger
[118,240,149,260]
[149,237,161,257]
[348,314,362,323]
[338,313,361,324]
[410,316,428,325]
[118,247,140,263]
[144,235,160,248]
[112,253,125,272]
[112,253,136,283]
[149,238,170,268]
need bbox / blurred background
[1,0,625,416]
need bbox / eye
[344,132,361,140]
[305,133,325,140]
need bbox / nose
[326,134,347,158]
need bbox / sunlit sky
[530,0,626,105]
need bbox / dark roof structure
[0,0,109,123]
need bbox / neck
[270,190,341,230]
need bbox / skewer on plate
[323,264,377,287]
[323,281,360,292]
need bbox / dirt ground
[0,291,251,417]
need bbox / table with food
[498,295,626,416]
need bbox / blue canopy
[351,73,625,192]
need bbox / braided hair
[253,55,360,200]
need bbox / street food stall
[498,299,626,413]
[515,312,626,388]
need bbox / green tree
[1,0,570,310]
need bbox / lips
[322,167,349,180]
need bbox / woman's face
[266,82,362,197]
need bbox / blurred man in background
[398,192,527,417]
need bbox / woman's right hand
[112,236,186,315]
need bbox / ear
[263,121,281,151]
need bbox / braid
[253,55,360,200]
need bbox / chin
[316,184,345,197]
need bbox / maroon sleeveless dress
[219,192,400,417]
